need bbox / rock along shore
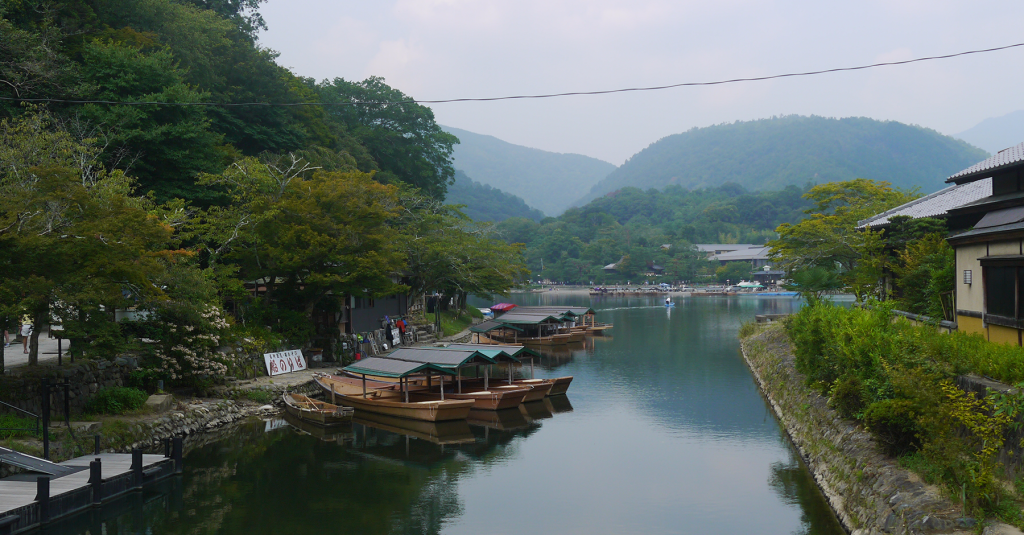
[740,325,979,535]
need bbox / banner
[263,349,307,376]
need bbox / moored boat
[316,359,475,422]
[282,393,354,426]
[410,386,530,411]
[547,376,573,396]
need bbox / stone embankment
[741,326,977,535]
[0,358,137,417]
[110,399,276,453]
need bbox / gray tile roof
[382,347,493,367]
[344,357,451,378]
[947,142,1024,183]
[857,178,991,229]
[711,246,770,261]
[695,244,759,253]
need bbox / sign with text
[263,350,307,376]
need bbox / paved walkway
[2,329,67,368]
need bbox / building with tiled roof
[857,179,991,229]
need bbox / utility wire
[2,41,1022,108]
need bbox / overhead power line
[2,41,1023,108]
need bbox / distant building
[695,244,760,258]
[710,246,771,269]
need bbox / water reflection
[38,294,845,535]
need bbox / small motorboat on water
[664,298,675,307]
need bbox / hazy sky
[257,0,1024,165]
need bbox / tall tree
[317,77,459,199]
[768,179,919,301]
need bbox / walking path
[2,329,66,369]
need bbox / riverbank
[740,324,982,535]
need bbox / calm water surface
[42,293,845,535]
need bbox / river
[40,291,845,535]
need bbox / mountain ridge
[575,115,989,206]
[442,125,616,216]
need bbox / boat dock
[0,438,182,534]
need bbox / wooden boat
[547,376,574,396]
[314,374,474,422]
[410,386,530,411]
[587,324,613,334]
[282,393,354,426]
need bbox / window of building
[987,266,1016,318]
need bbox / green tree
[0,111,180,364]
[716,262,752,284]
[316,77,459,199]
[769,179,918,301]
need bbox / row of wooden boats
[282,343,575,426]
[471,305,612,346]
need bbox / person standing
[20,315,32,355]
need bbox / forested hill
[446,170,545,222]
[443,126,616,216]
[576,115,989,205]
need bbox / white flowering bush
[146,303,232,386]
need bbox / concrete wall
[955,242,986,314]
[0,359,136,418]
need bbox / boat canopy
[343,357,455,378]
[469,319,524,334]
[513,306,596,317]
[381,347,495,368]
[492,313,564,324]
[490,303,517,312]
[446,343,539,360]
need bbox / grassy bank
[425,306,483,337]
[783,302,1024,523]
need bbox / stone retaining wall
[0,359,137,418]
[105,399,275,453]
[741,326,974,535]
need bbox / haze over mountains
[955,110,1024,154]
[443,126,616,216]
[445,115,997,219]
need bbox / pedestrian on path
[3,329,8,348]
[20,316,32,354]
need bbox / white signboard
[263,349,307,376]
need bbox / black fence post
[40,379,49,461]
[94,434,101,456]
[89,458,102,505]
[163,437,170,458]
[172,436,183,474]
[35,477,49,523]
[130,449,142,489]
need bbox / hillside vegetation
[443,126,616,216]
[577,115,988,205]
[497,183,812,283]
[446,170,545,222]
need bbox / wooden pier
[0,438,181,534]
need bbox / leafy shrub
[737,321,759,339]
[127,368,164,394]
[863,399,920,456]
[85,387,149,415]
[828,374,865,418]
[232,389,273,404]
[0,414,39,439]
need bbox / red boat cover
[490,303,517,312]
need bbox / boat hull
[410,387,530,411]
[314,375,474,422]
[547,376,573,396]
[282,393,354,426]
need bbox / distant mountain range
[955,110,1024,154]
[442,126,616,216]
[445,170,546,223]
[574,115,989,206]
